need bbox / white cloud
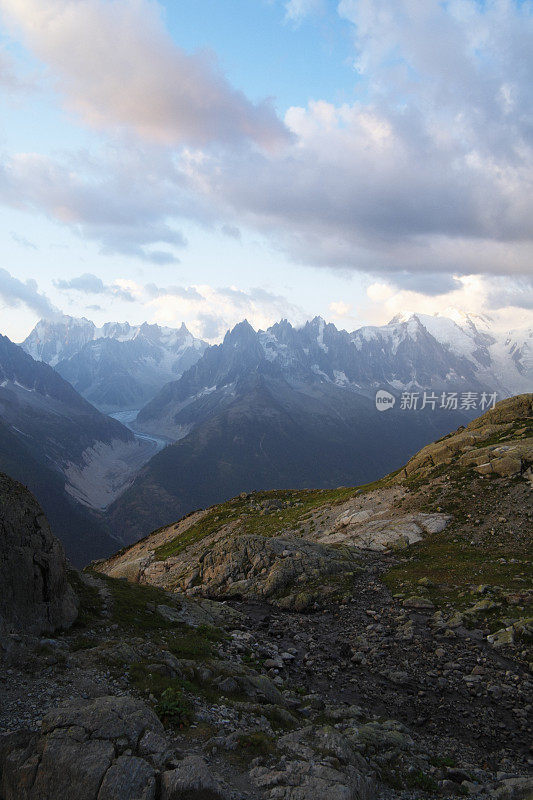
[0,0,289,149]
[285,0,324,23]
[360,275,533,331]
[366,283,393,303]
[147,283,305,341]
[329,300,352,317]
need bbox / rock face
[105,529,359,611]
[400,393,532,481]
[0,472,78,636]
[0,696,233,800]
[0,696,163,800]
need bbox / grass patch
[382,465,533,620]
[236,731,276,755]
[128,663,194,727]
[405,770,440,793]
[430,755,456,768]
[70,635,96,652]
[154,474,400,562]
[89,573,223,659]
[156,686,193,728]
[68,569,103,628]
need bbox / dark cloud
[221,224,241,240]
[0,268,57,317]
[486,277,533,311]
[384,273,462,296]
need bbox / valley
[0,394,531,800]
[0,310,529,562]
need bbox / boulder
[0,472,78,636]
[161,755,228,799]
[250,759,374,800]
[0,696,167,800]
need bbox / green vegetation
[67,569,103,628]
[236,731,276,755]
[430,756,456,769]
[383,464,533,632]
[156,686,193,728]
[405,770,440,793]
[469,419,533,450]
[154,474,400,562]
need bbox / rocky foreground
[0,394,532,800]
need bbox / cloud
[145,283,202,301]
[0,46,33,92]
[181,0,533,280]
[360,274,533,332]
[0,0,531,292]
[0,149,187,263]
[221,224,241,240]
[485,277,533,311]
[196,312,227,340]
[54,272,135,301]
[0,0,289,150]
[329,300,352,317]
[384,272,462,296]
[10,231,37,249]
[147,283,305,341]
[0,267,57,317]
[285,0,324,23]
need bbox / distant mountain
[0,335,158,564]
[108,309,532,542]
[22,316,207,412]
[137,311,531,438]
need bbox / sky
[0,0,532,342]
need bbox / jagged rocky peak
[20,315,209,413]
[22,314,96,366]
[22,315,207,364]
[0,472,78,636]
[224,318,257,342]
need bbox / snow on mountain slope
[136,310,531,442]
[23,316,96,366]
[21,316,208,412]
[356,310,531,396]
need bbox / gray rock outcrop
[0,472,78,636]
[0,696,229,800]
[0,696,161,800]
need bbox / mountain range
[6,308,532,554]
[22,316,207,412]
[108,310,532,542]
[0,334,160,564]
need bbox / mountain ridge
[105,311,531,543]
[21,315,208,412]
[0,334,158,564]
